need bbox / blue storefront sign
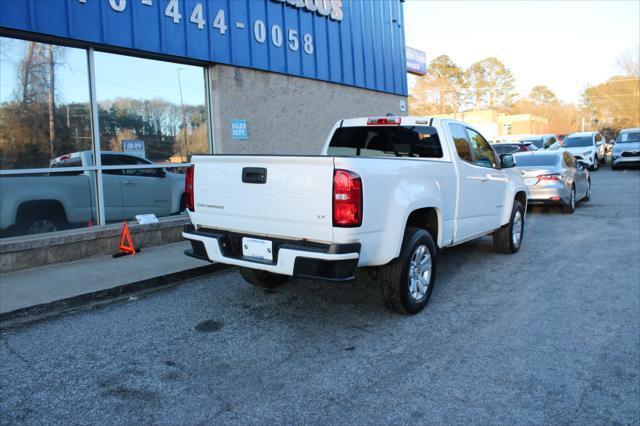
[0,0,408,96]
[231,119,248,140]
[406,47,427,76]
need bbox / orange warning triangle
[118,221,136,256]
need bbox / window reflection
[94,52,208,163]
[0,38,92,169]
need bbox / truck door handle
[467,176,489,182]
[242,167,267,184]
[486,173,508,182]
[123,180,136,185]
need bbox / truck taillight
[186,165,195,211]
[333,169,362,227]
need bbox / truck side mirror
[500,153,516,168]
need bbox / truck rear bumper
[183,225,360,281]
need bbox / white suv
[561,132,605,170]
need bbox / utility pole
[177,68,188,162]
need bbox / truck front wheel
[238,267,288,290]
[378,227,438,315]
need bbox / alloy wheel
[408,245,432,301]
[512,210,523,248]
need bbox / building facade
[435,110,549,141]
[0,0,408,243]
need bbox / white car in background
[611,128,640,170]
[561,132,605,170]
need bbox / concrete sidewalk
[0,241,218,317]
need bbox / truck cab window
[327,126,443,159]
[448,124,473,163]
[466,128,497,168]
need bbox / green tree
[529,85,557,105]
[465,57,516,110]
[409,55,465,115]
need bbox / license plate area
[242,237,273,262]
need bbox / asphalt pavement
[1,166,639,425]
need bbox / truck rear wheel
[238,267,288,289]
[493,200,524,254]
[378,227,437,315]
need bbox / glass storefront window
[94,52,208,163]
[0,36,209,239]
[0,37,93,170]
[0,170,98,237]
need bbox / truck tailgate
[191,156,335,242]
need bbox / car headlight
[582,150,592,156]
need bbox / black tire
[590,157,599,171]
[18,213,63,235]
[378,227,437,315]
[493,200,525,254]
[562,186,576,214]
[612,163,619,170]
[238,267,288,289]
[582,179,591,202]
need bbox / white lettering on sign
[271,0,343,22]
[76,0,316,55]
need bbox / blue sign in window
[232,119,248,140]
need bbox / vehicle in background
[491,143,536,155]
[183,116,529,315]
[0,151,186,237]
[561,131,605,170]
[520,134,558,150]
[611,128,640,170]
[548,141,562,150]
[514,151,590,214]
[558,134,567,144]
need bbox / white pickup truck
[183,116,529,314]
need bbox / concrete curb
[0,263,231,330]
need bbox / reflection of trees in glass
[0,40,208,169]
[0,41,92,169]
[98,98,207,162]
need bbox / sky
[0,37,206,106]
[403,0,640,103]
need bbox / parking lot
[1,167,638,425]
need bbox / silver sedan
[514,151,590,214]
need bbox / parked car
[491,143,536,155]
[557,134,567,144]
[183,116,529,315]
[520,134,558,150]
[611,128,640,170]
[514,151,590,214]
[0,151,186,236]
[561,131,605,170]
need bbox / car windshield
[563,136,592,147]
[492,144,518,155]
[616,131,640,143]
[521,138,543,148]
[515,154,560,167]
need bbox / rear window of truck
[327,126,443,159]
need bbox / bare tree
[617,46,640,77]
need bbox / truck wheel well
[406,208,439,247]
[16,200,68,225]
[515,191,528,210]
